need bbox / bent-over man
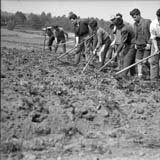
[45,27,55,51]
[53,25,68,54]
[89,20,111,69]
[113,15,136,79]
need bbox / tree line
[1,10,112,33]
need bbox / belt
[156,37,160,41]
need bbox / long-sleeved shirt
[150,19,160,40]
[94,27,110,50]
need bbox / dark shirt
[46,29,54,37]
[116,23,135,53]
[54,27,66,41]
[74,19,89,37]
[121,24,135,45]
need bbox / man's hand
[114,52,118,57]
[93,49,97,55]
[110,40,115,48]
[135,44,137,49]
[145,44,151,50]
[75,43,78,47]
[66,36,69,41]
[55,38,58,44]
[155,48,160,54]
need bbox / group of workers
[43,25,68,53]
[44,8,160,82]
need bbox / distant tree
[46,13,52,19]
[15,11,26,24]
[7,15,16,30]
[27,13,43,29]
[1,11,14,26]
[40,12,46,26]
[1,15,7,26]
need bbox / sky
[1,0,160,24]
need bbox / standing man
[53,25,68,54]
[89,20,111,69]
[45,26,55,51]
[149,8,160,81]
[130,8,151,79]
[68,12,91,65]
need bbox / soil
[1,28,160,160]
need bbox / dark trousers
[75,36,91,65]
[122,46,136,77]
[47,36,55,51]
[149,38,160,80]
[119,44,136,77]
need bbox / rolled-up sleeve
[121,30,129,44]
[150,22,156,40]
[96,29,103,49]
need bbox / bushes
[7,18,16,30]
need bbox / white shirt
[150,19,160,39]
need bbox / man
[149,8,160,81]
[53,25,68,54]
[106,15,123,65]
[113,15,136,78]
[130,8,151,79]
[89,20,111,69]
[45,26,55,51]
[68,12,91,65]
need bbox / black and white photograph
[1,0,160,159]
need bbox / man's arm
[150,21,159,53]
[145,19,152,50]
[64,31,69,40]
[95,29,103,50]
[75,36,79,47]
[53,30,58,43]
[152,39,159,53]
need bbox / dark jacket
[133,17,151,45]
[74,19,89,38]
[116,23,135,53]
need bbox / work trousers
[149,38,160,80]
[119,44,136,77]
[135,44,151,78]
[48,36,55,51]
[54,39,66,53]
[74,35,91,65]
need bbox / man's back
[74,19,89,37]
[55,27,65,40]
[122,23,135,44]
